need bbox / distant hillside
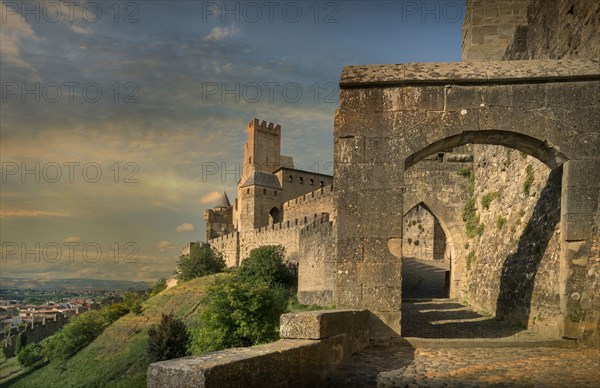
[5,274,225,388]
[0,277,152,291]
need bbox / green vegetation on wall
[481,191,501,210]
[523,165,535,196]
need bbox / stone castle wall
[461,0,600,343]
[298,220,335,306]
[466,147,563,337]
[282,185,334,224]
[3,313,69,357]
[209,231,239,267]
[402,206,437,261]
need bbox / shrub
[17,343,45,367]
[191,276,289,353]
[481,191,501,210]
[496,216,507,230]
[466,250,476,271]
[457,167,471,178]
[100,303,129,323]
[523,165,534,196]
[15,331,26,355]
[147,313,190,363]
[45,310,106,362]
[176,244,225,282]
[462,198,484,238]
[151,277,168,295]
[122,291,146,315]
[237,245,292,287]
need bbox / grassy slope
[6,274,226,388]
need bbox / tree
[147,313,190,363]
[237,245,292,287]
[45,310,106,362]
[176,244,225,282]
[191,275,289,353]
[124,290,147,315]
[17,343,45,367]
[100,302,129,323]
[151,277,168,296]
[15,331,27,355]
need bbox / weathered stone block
[280,309,369,345]
[334,163,404,190]
[384,86,445,112]
[563,159,600,188]
[561,186,600,215]
[361,286,401,311]
[336,260,402,288]
[335,136,364,163]
[445,85,485,110]
[561,213,596,241]
[512,83,547,109]
[368,310,401,338]
[546,81,600,109]
[148,336,347,388]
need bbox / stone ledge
[340,59,600,87]
[148,309,369,388]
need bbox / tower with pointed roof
[204,191,235,242]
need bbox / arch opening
[404,130,569,170]
[269,207,280,224]
[401,203,450,300]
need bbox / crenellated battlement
[299,216,332,236]
[283,185,333,210]
[208,231,238,245]
[248,117,281,134]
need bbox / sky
[0,0,465,283]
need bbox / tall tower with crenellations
[237,118,284,232]
[241,118,282,181]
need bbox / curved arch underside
[404,130,568,170]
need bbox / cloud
[69,25,91,35]
[198,191,221,205]
[156,240,175,252]
[175,223,194,233]
[0,210,70,218]
[63,236,81,243]
[203,25,239,42]
[0,1,42,73]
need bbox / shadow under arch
[404,130,569,170]
[401,129,567,338]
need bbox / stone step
[399,337,578,349]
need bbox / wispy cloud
[0,1,42,75]
[156,240,175,252]
[69,24,91,35]
[63,236,81,243]
[175,223,194,233]
[0,210,70,218]
[203,24,239,42]
[198,191,222,205]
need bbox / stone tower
[241,118,281,181]
[204,191,234,242]
[236,118,284,232]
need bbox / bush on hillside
[44,310,106,362]
[191,275,289,353]
[176,244,225,282]
[147,313,190,363]
[17,343,45,367]
[237,245,293,287]
[151,277,168,295]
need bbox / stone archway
[333,60,600,342]
[402,194,467,299]
[269,207,280,224]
